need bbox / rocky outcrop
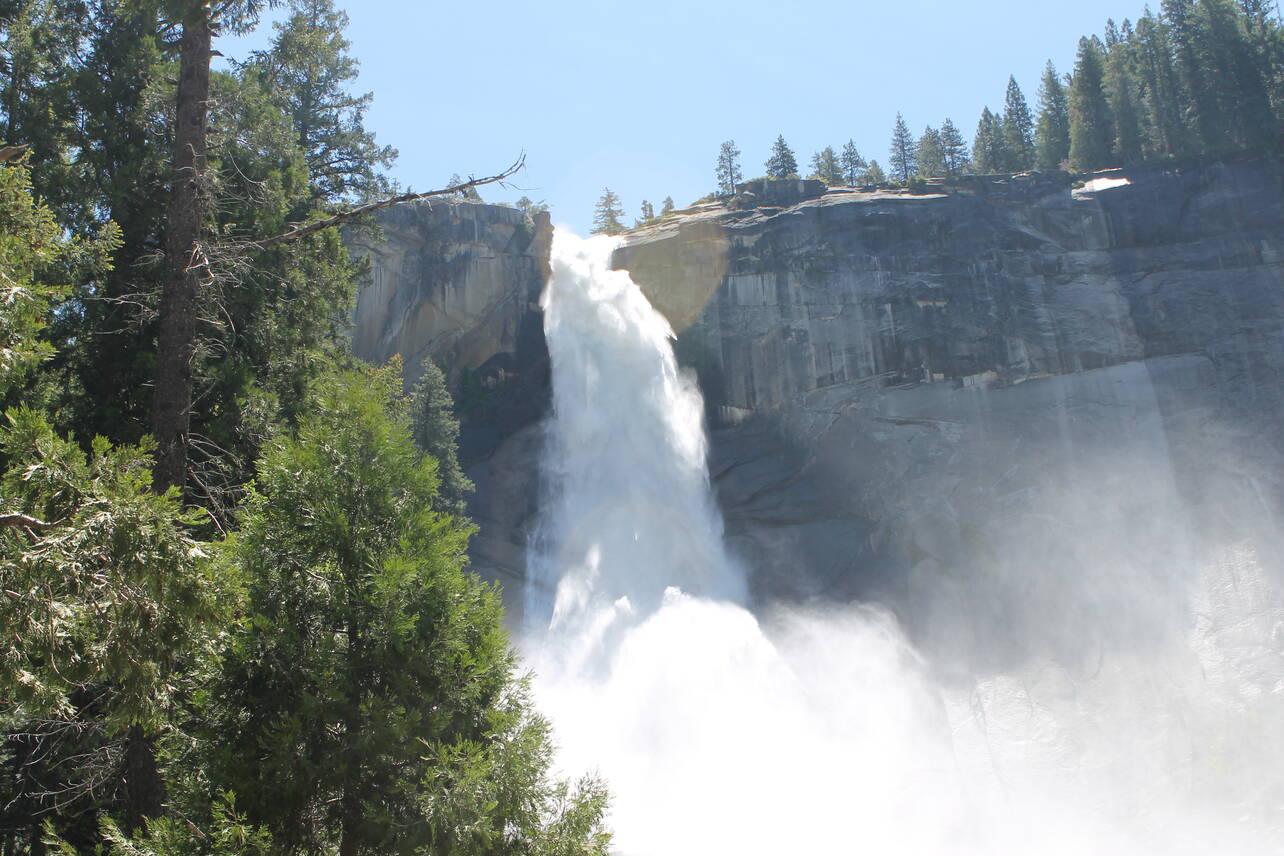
[616,158,1284,671]
[352,160,1284,664]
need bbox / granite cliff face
[353,161,1284,667]
[348,200,551,616]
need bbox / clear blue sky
[219,0,1152,234]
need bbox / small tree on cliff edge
[716,140,743,196]
[764,134,798,179]
[888,113,918,184]
[840,140,867,186]
[591,187,626,235]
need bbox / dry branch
[0,513,54,530]
[250,154,526,251]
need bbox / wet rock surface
[353,160,1284,662]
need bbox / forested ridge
[0,1,605,854]
[592,0,1284,234]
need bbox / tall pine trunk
[152,8,212,492]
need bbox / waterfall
[523,229,1284,856]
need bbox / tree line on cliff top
[588,0,1284,233]
[0,1,609,854]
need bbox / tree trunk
[121,724,164,834]
[151,8,212,492]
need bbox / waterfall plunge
[523,229,1284,856]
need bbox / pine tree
[1163,0,1222,152]
[839,139,867,185]
[916,126,946,177]
[1104,33,1146,164]
[1002,75,1036,170]
[209,367,611,856]
[639,199,655,222]
[808,145,843,185]
[972,107,1011,173]
[409,360,474,516]
[660,196,675,215]
[591,187,626,235]
[939,118,970,175]
[1069,35,1114,170]
[1135,9,1187,159]
[888,113,918,183]
[1196,0,1277,151]
[250,0,396,203]
[1035,60,1072,169]
[715,139,743,195]
[862,159,888,185]
[764,134,799,178]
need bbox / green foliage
[1070,36,1114,170]
[410,359,474,516]
[888,113,917,183]
[861,159,887,185]
[0,158,118,401]
[916,126,945,178]
[42,792,274,856]
[839,139,866,186]
[715,139,743,195]
[808,145,843,185]
[764,134,798,179]
[660,196,675,215]
[591,187,626,235]
[939,118,970,175]
[0,407,233,733]
[1002,75,1036,170]
[209,367,608,855]
[1035,60,1072,169]
[249,0,396,204]
[972,107,1010,173]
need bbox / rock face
[352,160,1284,666]
[615,158,1284,672]
[348,201,551,617]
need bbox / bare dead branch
[0,513,54,530]
[249,154,526,251]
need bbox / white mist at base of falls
[524,229,1284,856]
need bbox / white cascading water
[524,229,1284,856]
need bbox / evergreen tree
[939,118,970,175]
[861,159,888,185]
[1135,9,1187,158]
[808,145,843,185]
[839,139,866,185]
[715,139,743,195]
[1035,60,1072,169]
[660,196,675,215]
[591,187,626,235]
[209,367,611,856]
[1002,75,1036,170]
[0,0,90,221]
[1195,0,1277,151]
[410,360,474,516]
[1069,35,1114,170]
[888,113,918,183]
[764,134,799,178]
[250,0,396,203]
[1104,31,1146,164]
[516,195,548,218]
[639,199,655,223]
[1163,0,1223,152]
[916,126,946,177]
[972,107,1010,173]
